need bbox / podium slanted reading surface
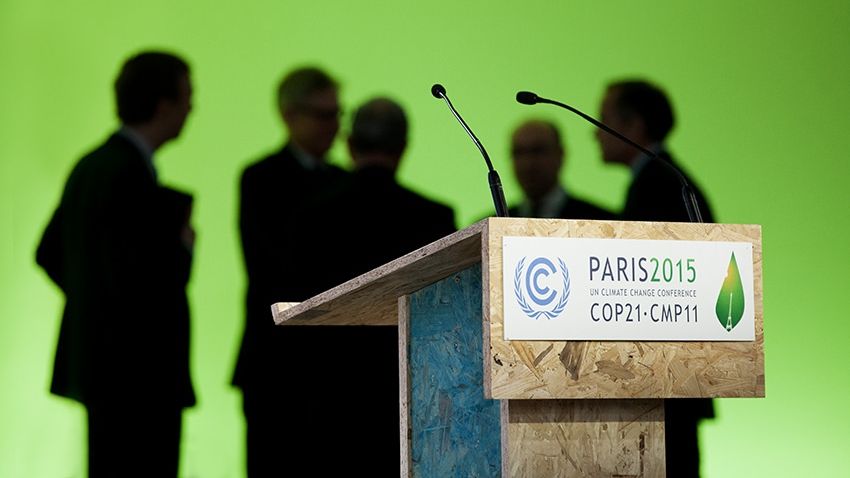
[272,218,764,477]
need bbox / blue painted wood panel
[409,265,501,477]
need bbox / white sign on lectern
[502,236,755,341]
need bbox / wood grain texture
[399,295,411,478]
[272,221,485,326]
[484,218,765,400]
[505,399,665,478]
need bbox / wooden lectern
[272,218,764,477]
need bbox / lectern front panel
[405,266,502,476]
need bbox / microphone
[431,83,509,217]
[431,84,446,99]
[515,90,704,223]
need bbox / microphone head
[431,83,446,99]
[516,91,539,105]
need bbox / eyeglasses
[512,145,557,157]
[296,104,342,121]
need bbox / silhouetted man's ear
[624,116,650,146]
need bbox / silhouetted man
[329,97,456,281]
[35,51,195,477]
[597,80,713,223]
[597,79,715,477]
[233,66,350,477]
[509,119,613,219]
[297,96,456,473]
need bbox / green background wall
[2,1,848,476]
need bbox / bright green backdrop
[2,1,848,476]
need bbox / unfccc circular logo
[513,257,571,320]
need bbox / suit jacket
[36,133,195,408]
[307,166,457,289]
[292,165,456,472]
[622,151,714,223]
[232,144,350,391]
[508,192,615,220]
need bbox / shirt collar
[630,142,664,178]
[519,185,568,218]
[288,142,325,171]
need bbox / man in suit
[509,119,613,220]
[233,66,350,477]
[326,97,456,282]
[297,96,456,473]
[596,79,715,477]
[597,80,713,223]
[35,51,195,477]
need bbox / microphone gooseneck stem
[539,98,654,158]
[531,95,704,223]
[435,87,509,217]
[682,187,704,223]
[438,94,496,173]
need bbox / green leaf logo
[716,252,745,331]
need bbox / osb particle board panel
[405,266,502,477]
[272,221,485,326]
[483,218,764,400]
[505,399,665,478]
